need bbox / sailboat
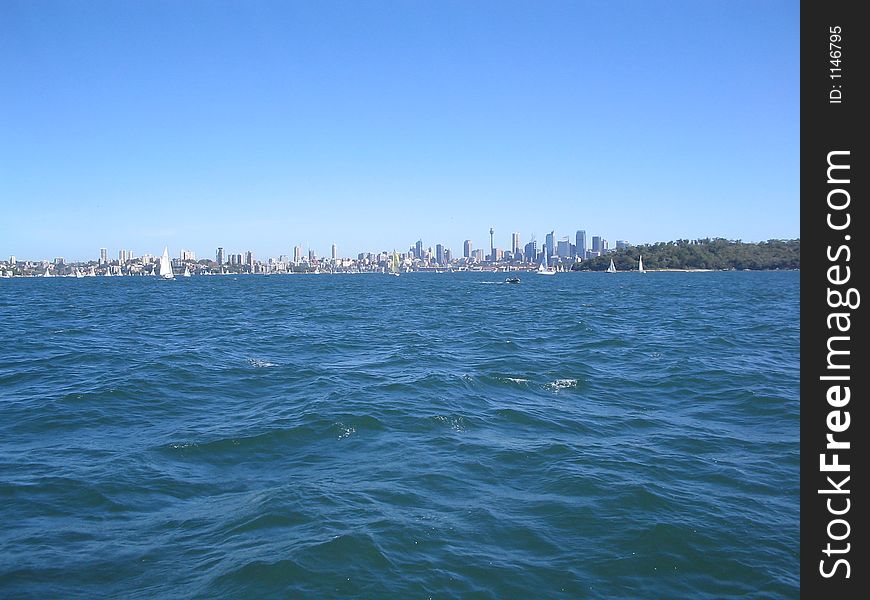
[606,258,617,273]
[389,251,401,276]
[159,247,175,280]
[537,246,556,275]
[182,265,191,277]
[43,268,53,278]
[638,255,646,274]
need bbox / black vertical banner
[802,1,866,596]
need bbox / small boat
[638,255,646,273]
[43,268,53,278]
[606,258,617,273]
[537,246,556,275]
[388,251,401,276]
[159,247,175,280]
[505,276,521,284]
[182,265,191,277]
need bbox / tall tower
[216,247,225,264]
[463,240,472,258]
[99,248,107,265]
[575,230,586,258]
[511,232,521,255]
[331,243,338,262]
[489,227,494,261]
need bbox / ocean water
[0,271,799,598]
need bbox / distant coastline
[1,238,799,278]
[572,239,799,272]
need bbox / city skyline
[1,2,799,259]
[2,223,793,265]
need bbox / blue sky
[1,0,799,261]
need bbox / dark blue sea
[0,271,799,598]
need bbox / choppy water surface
[0,272,799,598]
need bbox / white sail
[638,255,645,273]
[159,247,174,279]
[538,246,556,275]
[606,258,617,273]
[182,265,191,277]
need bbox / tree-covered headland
[573,238,800,271]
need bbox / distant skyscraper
[616,240,629,250]
[245,251,254,267]
[471,249,484,262]
[9,255,16,266]
[463,240,472,258]
[99,248,107,264]
[511,232,521,255]
[308,249,316,262]
[524,240,537,263]
[216,247,225,264]
[118,250,125,263]
[575,230,586,258]
[592,236,602,253]
[435,243,445,265]
[180,249,196,262]
[444,248,452,264]
[557,237,570,257]
[545,231,555,258]
[331,243,338,261]
[293,246,302,264]
[489,228,494,260]
[415,239,423,259]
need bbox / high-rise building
[592,236,602,253]
[545,231,555,258]
[575,230,586,258]
[99,248,107,265]
[245,251,254,267]
[492,248,503,262]
[511,232,521,255]
[308,249,316,262]
[9,255,16,266]
[524,240,537,263]
[180,249,196,262]
[415,240,423,259]
[216,247,225,264]
[293,246,302,264]
[331,243,338,261]
[489,228,494,260]
[118,250,125,263]
[557,237,570,257]
[463,240,472,258]
[444,248,452,264]
[435,244,444,265]
[471,249,484,262]
[616,240,629,250]
[54,257,64,266]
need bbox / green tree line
[572,238,800,271]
